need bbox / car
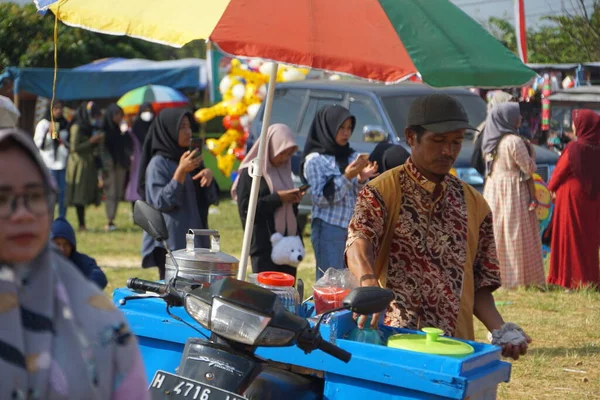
[248,80,559,233]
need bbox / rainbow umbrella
[35,0,535,279]
[117,85,189,115]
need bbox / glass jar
[256,272,300,314]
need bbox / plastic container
[313,287,350,315]
[256,272,300,314]
[347,317,382,345]
[387,327,475,358]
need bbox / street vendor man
[345,94,531,360]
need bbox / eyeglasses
[0,189,54,219]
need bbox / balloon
[231,83,246,102]
[217,153,236,176]
[222,115,241,130]
[233,147,246,161]
[246,103,261,122]
[195,58,308,176]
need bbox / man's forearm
[473,287,505,332]
[346,238,379,287]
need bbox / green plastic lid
[387,327,474,358]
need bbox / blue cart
[114,288,510,399]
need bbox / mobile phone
[298,184,311,192]
[357,153,370,160]
[189,137,203,158]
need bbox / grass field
[66,200,600,399]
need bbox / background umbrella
[35,0,536,279]
[0,95,20,128]
[117,84,190,115]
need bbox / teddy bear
[270,233,305,267]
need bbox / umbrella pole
[237,63,279,280]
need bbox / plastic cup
[313,286,350,315]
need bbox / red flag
[514,0,528,63]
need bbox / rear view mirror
[134,200,169,241]
[363,125,388,143]
[343,287,394,315]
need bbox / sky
[450,0,595,28]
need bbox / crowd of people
[1,88,599,395]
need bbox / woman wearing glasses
[0,128,148,399]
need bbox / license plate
[149,370,248,400]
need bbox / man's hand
[346,238,382,330]
[500,334,531,360]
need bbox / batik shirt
[347,158,501,337]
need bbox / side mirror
[343,286,394,315]
[363,125,388,143]
[133,200,169,242]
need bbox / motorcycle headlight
[210,298,271,345]
[453,167,484,186]
[184,294,212,329]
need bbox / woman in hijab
[548,109,600,290]
[231,124,305,277]
[137,108,214,280]
[483,103,545,289]
[472,91,515,176]
[0,128,148,399]
[369,142,410,174]
[301,105,378,280]
[33,100,70,218]
[65,101,104,231]
[125,103,154,213]
[102,104,131,231]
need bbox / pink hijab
[231,124,299,235]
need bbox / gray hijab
[0,128,148,400]
[481,103,522,155]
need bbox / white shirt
[33,119,69,170]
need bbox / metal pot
[165,229,239,285]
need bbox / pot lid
[387,327,474,357]
[171,247,239,264]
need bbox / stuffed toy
[270,233,305,267]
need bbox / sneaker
[105,224,117,232]
[78,225,87,232]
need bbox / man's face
[0,146,51,263]
[52,237,73,258]
[405,128,465,180]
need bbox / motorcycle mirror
[342,287,394,315]
[133,200,183,288]
[133,200,169,241]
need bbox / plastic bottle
[347,317,383,345]
[256,272,300,314]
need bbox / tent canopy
[0,58,207,101]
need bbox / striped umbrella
[117,85,189,115]
[35,0,535,279]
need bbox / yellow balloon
[217,153,236,177]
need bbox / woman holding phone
[301,105,379,280]
[137,108,214,279]
[231,124,304,277]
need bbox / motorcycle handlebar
[318,338,352,363]
[126,278,169,295]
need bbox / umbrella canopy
[36,0,535,87]
[0,95,20,128]
[117,84,189,115]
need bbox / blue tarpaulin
[0,58,207,100]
